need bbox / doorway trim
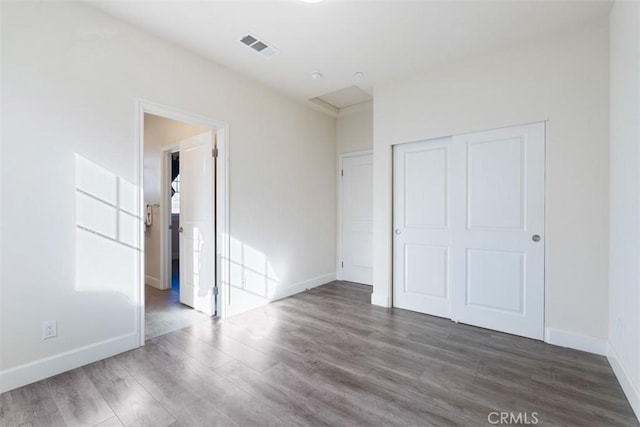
[160,146,179,293]
[136,99,230,346]
[336,149,373,281]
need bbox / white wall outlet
[42,320,57,339]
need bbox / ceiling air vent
[240,34,279,58]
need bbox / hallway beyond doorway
[144,280,210,340]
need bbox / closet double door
[393,123,545,340]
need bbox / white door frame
[136,99,230,346]
[160,145,179,293]
[337,149,373,281]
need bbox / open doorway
[170,152,180,295]
[141,109,226,341]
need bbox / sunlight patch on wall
[228,235,280,300]
[74,154,141,300]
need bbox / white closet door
[451,122,545,340]
[341,153,373,285]
[393,138,452,318]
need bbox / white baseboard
[544,327,607,355]
[270,272,336,301]
[607,344,640,421]
[225,272,336,318]
[371,293,391,308]
[0,332,138,393]
[145,275,162,289]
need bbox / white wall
[0,1,336,391]
[373,20,610,345]
[608,0,640,418]
[143,114,208,287]
[337,102,373,154]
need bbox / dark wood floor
[1,282,637,426]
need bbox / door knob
[532,234,541,242]
[395,229,401,235]
[178,227,184,233]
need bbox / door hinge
[341,169,343,177]
[341,261,344,268]
[213,285,219,295]
[212,147,219,158]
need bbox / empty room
[1,1,639,426]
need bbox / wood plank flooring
[1,281,637,426]
[145,285,211,340]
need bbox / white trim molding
[544,327,607,355]
[144,275,161,289]
[136,99,231,338]
[271,272,336,302]
[159,148,175,292]
[0,333,138,393]
[607,344,640,420]
[224,273,336,318]
[371,293,391,307]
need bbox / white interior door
[341,153,373,285]
[393,138,452,318]
[393,123,545,340]
[451,123,544,340]
[179,132,215,315]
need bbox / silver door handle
[532,234,541,242]
[178,227,184,233]
[395,229,401,235]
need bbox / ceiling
[87,0,611,113]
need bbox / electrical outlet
[42,320,57,339]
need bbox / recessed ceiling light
[354,72,365,79]
[311,72,323,80]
